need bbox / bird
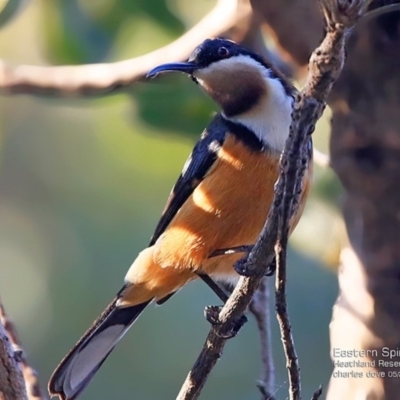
[48,37,313,400]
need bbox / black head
[147,38,270,78]
[188,38,264,68]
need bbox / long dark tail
[48,298,151,400]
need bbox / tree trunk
[328,8,400,400]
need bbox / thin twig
[176,1,369,399]
[0,302,47,400]
[0,0,252,96]
[274,240,300,400]
[249,278,275,400]
[311,385,323,400]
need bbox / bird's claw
[205,305,221,325]
[204,305,248,339]
[233,257,255,276]
[234,257,276,277]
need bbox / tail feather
[48,298,151,400]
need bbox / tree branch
[176,1,368,399]
[249,278,275,400]
[274,238,300,399]
[0,0,253,96]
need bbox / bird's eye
[218,47,229,58]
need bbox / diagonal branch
[0,0,253,96]
[176,1,370,399]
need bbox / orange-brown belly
[153,134,281,275]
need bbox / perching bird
[48,38,312,400]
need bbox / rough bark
[0,322,27,400]
[0,304,47,400]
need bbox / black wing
[149,114,228,246]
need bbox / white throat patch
[226,56,293,152]
[196,55,294,152]
[228,69,294,152]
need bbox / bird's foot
[233,256,254,276]
[234,256,276,277]
[204,305,248,339]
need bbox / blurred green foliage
[0,1,340,399]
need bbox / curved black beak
[146,62,199,79]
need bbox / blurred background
[0,1,342,399]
